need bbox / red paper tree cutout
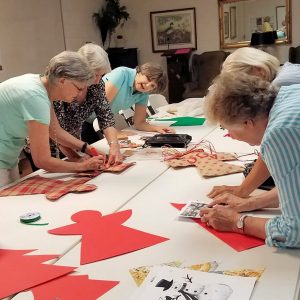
[171,203,264,251]
[0,249,75,299]
[31,274,119,300]
[49,210,169,265]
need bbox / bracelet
[108,141,118,146]
[81,142,88,153]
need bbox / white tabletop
[13,127,299,300]
[7,125,300,300]
[0,125,215,254]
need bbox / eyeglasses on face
[71,81,85,92]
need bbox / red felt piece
[171,203,265,251]
[31,274,119,300]
[0,249,75,299]
[0,175,97,200]
[48,210,169,265]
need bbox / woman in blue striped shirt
[201,72,300,248]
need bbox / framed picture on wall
[224,12,229,39]
[230,6,237,39]
[149,8,197,53]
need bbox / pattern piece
[171,203,264,251]
[0,175,96,200]
[75,162,136,178]
[31,274,119,300]
[166,150,244,177]
[0,249,74,299]
[49,210,169,265]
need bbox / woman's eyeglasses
[71,82,85,92]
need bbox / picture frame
[224,12,229,39]
[149,8,197,53]
[230,6,237,39]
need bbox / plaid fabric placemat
[0,175,97,201]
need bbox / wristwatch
[236,215,248,231]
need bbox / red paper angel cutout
[49,210,169,265]
[171,203,264,251]
[0,249,75,299]
[31,274,119,300]
[0,175,97,200]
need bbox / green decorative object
[155,117,206,126]
[93,0,130,47]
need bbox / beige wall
[0,0,65,81]
[0,0,299,81]
[0,0,103,81]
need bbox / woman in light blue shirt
[201,72,300,248]
[0,51,105,187]
[103,63,175,133]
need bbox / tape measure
[19,212,48,226]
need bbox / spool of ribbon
[19,212,49,226]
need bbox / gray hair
[78,43,111,74]
[137,62,167,94]
[45,51,94,84]
[204,72,278,125]
[221,47,280,82]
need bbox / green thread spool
[20,212,49,226]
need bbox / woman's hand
[153,125,176,134]
[208,193,254,212]
[200,205,240,232]
[207,185,244,198]
[107,144,123,166]
[80,155,105,171]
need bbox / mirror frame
[218,0,291,49]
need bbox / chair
[148,94,168,113]
[289,46,300,64]
[93,114,129,132]
[182,51,230,99]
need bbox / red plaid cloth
[0,175,97,201]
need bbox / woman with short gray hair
[0,51,105,187]
[201,72,300,248]
[50,43,122,166]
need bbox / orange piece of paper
[171,203,264,251]
[49,210,169,265]
[0,249,75,299]
[31,274,119,300]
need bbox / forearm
[50,127,84,151]
[247,188,279,210]
[239,156,271,197]
[103,127,119,145]
[59,145,82,161]
[133,121,158,132]
[33,154,84,173]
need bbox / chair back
[148,94,168,113]
[289,46,300,64]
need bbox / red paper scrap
[0,249,75,299]
[175,48,191,54]
[48,210,169,265]
[171,203,264,251]
[31,274,119,300]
